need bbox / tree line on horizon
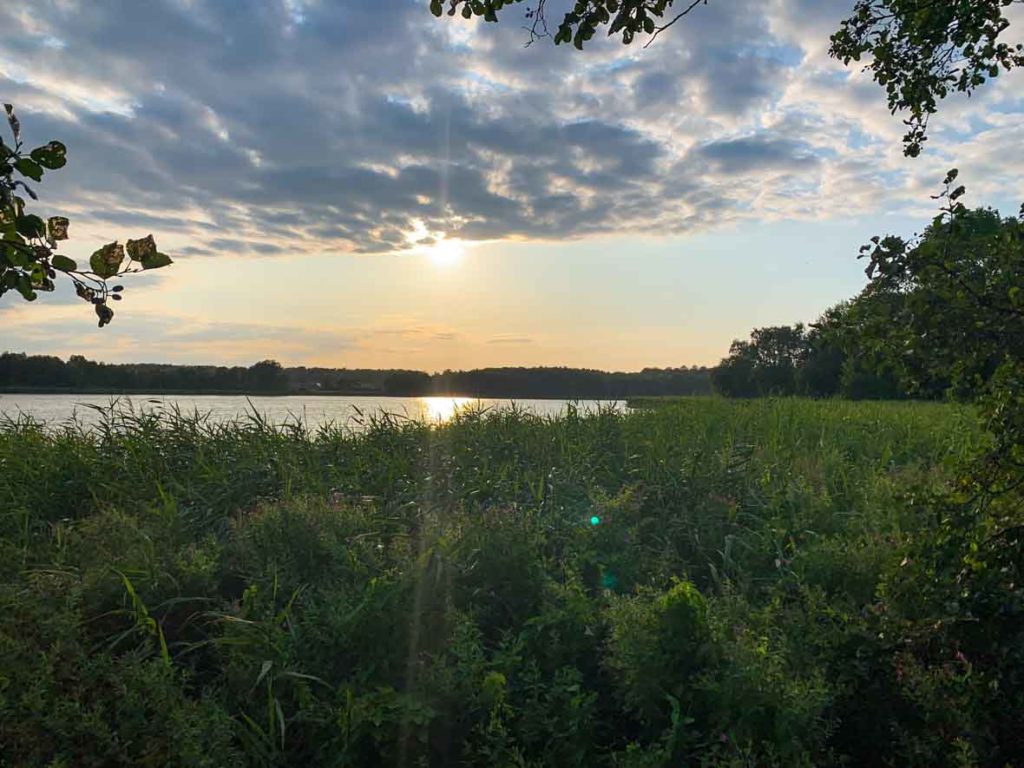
[0,353,713,399]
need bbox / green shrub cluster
[2,398,1019,767]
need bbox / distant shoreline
[0,353,713,400]
[0,388,623,400]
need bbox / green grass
[0,398,1002,766]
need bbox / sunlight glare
[426,237,465,268]
[420,396,473,422]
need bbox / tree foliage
[434,0,1024,156]
[710,312,903,400]
[831,0,1024,157]
[857,171,1024,500]
[711,325,808,398]
[854,175,1024,763]
[0,105,172,327]
[714,174,1023,404]
[431,0,709,49]
[857,169,1024,398]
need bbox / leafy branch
[0,104,173,327]
[434,0,1023,157]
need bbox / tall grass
[0,398,995,766]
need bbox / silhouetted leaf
[141,251,173,270]
[15,274,36,301]
[95,301,114,327]
[14,158,43,182]
[15,214,45,239]
[29,141,67,170]
[51,254,77,272]
[13,180,37,200]
[3,104,20,143]
[90,241,124,278]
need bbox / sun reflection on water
[419,397,474,423]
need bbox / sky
[1,0,1023,371]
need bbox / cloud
[487,335,534,345]
[690,134,821,175]
[0,304,476,366]
[1,0,1021,264]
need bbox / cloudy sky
[2,0,1022,370]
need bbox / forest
[0,354,713,398]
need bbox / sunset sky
[2,0,1022,371]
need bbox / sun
[426,237,465,268]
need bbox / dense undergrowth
[1,398,1019,767]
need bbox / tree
[832,0,1024,157]
[747,324,807,395]
[712,305,912,400]
[711,325,808,397]
[247,360,289,393]
[709,340,758,398]
[797,304,848,398]
[434,0,1023,156]
[857,171,1024,494]
[851,176,1024,765]
[857,170,1024,400]
[0,104,172,327]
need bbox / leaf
[255,660,274,687]
[90,241,125,278]
[126,234,157,262]
[13,180,37,200]
[48,216,69,241]
[51,254,77,272]
[29,141,67,170]
[4,242,30,267]
[15,274,36,301]
[29,262,47,286]
[95,301,114,327]
[14,158,43,182]
[275,698,286,749]
[141,251,173,270]
[4,104,20,143]
[16,214,46,239]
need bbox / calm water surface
[0,394,620,430]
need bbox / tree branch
[644,0,708,49]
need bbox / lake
[0,393,621,430]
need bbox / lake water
[0,393,621,430]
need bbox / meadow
[0,398,1006,767]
